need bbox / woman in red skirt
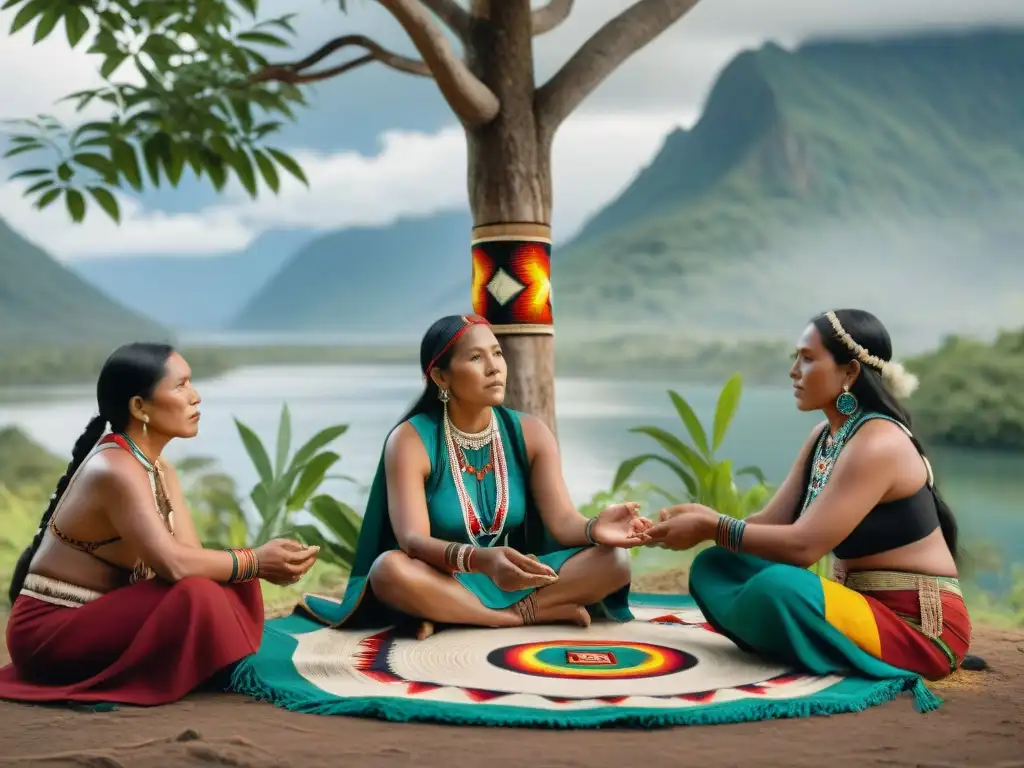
[0,343,319,706]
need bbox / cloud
[0,110,688,257]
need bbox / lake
[1,364,1020,589]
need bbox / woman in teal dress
[298,314,651,639]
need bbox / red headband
[424,315,490,379]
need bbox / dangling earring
[438,388,450,404]
[836,385,858,416]
[142,415,149,436]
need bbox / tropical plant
[233,403,361,570]
[174,456,250,548]
[578,480,670,560]
[612,373,773,520]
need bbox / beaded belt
[844,570,961,639]
[21,573,104,608]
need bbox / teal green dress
[295,406,632,628]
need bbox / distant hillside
[229,211,471,334]
[0,216,168,346]
[71,229,312,331]
[553,29,1024,350]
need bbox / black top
[797,415,940,559]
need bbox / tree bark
[464,0,558,433]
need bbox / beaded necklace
[441,406,509,547]
[799,410,865,515]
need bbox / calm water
[1,364,1020,586]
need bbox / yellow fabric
[820,576,882,658]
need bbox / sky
[1,0,1023,261]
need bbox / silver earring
[438,388,450,404]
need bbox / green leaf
[3,142,43,158]
[23,178,53,195]
[668,390,710,459]
[308,494,362,550]
[36,187,60,209]
[142,134,171,186]
[32,7,60,43]
[9,167,50,180]
[712,373,743,452]
[253,149,279,193]
[267,147,307,185]
[274,403,292,477]
[709,460,735,513]
[87,186,120,223]
[233,417,274,485]
[64,5,89,47]
[630,426,710,481]
[2,0,26,11]
[736,465,767,484]
[227,147,257,197]
[111,140,142,190]
[287,451,341,511]
[288,424,348,472]
[64,188,86,222]
[99,52,128,79]
[250,482,272,520]
[236,30,289,47]
[612,453,697,499]
[57,161,73,181]
[10,0,46,34]
[72,152,115,179]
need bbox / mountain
[229,211,472,334]
[71,229,313,331]
[0,216,167,346]
[552,29,1024,350]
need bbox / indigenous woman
[0,343,319,706]
[645,309,971,689]
[296,315,650,639]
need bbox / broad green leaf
[64,5,89,47]
[287,451,340,511]
[668,390,711,458]
[236,30,289,47]
[253,149,279,193]
[111,140,142,190]
[267,148,308,185]
[736,465,767,484]
[309,494,362,549]
[709,460,735,513]
[23,178,53,195]
[36,187,60,209]
[10,0,46,35]
[289,425,348,472]
[2,0,27,11]
[99,52,128,79]
[250,482,272,519]
[3,142,43,158]
[274,403,292,477]
[64,188,86,222]
[227,147,258,197]
[9,167,50,180]
[233,418,273,484]
[32,7,60,43]
[73,152,115,177]
[629,426,710,483]
[712,373,743,451]
[612,453,697,498]
[87,187,119,222]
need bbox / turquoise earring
[836,386,858,416]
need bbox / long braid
[7,414,107,604]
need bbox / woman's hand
[476,547,559,592]
[255,539,320,586]
[590,502,653,547]
[644,504,719,551]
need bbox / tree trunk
[464,0,558,434]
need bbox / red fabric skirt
[0,576,263,705]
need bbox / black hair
[812,309,959,560]
[7,342,174,604]
[396,316,473,428]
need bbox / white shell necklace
[442,404,509,547]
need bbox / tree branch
[535,0,701,133]
[532,0,574,36]
[251,34,431,85]
[420,0,472,40]
[376,0,500,128]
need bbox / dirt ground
[1,574,1022,768]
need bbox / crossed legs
[368,546,632,637]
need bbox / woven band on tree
[471,222,553,336]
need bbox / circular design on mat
[487,640,695,680]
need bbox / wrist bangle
[584,516,598,545]
[715,515,746,552]
[227,548,259,582]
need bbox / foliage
[612,373,774,520]
[233,403,361,571]
[174,456,250,548]
[906,329,1024,452]
[0,485,44,603]
[1,0,310,222]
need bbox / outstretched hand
[644,504,718,551]
[590,502,654,548]
[477,547,559,592]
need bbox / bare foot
[416,620,436,640]
[535,602,591,628]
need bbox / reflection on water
[1,364,1020,584]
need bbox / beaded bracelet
[715,515,746,552]
[227,548,261,582]
[584,516,598,545]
